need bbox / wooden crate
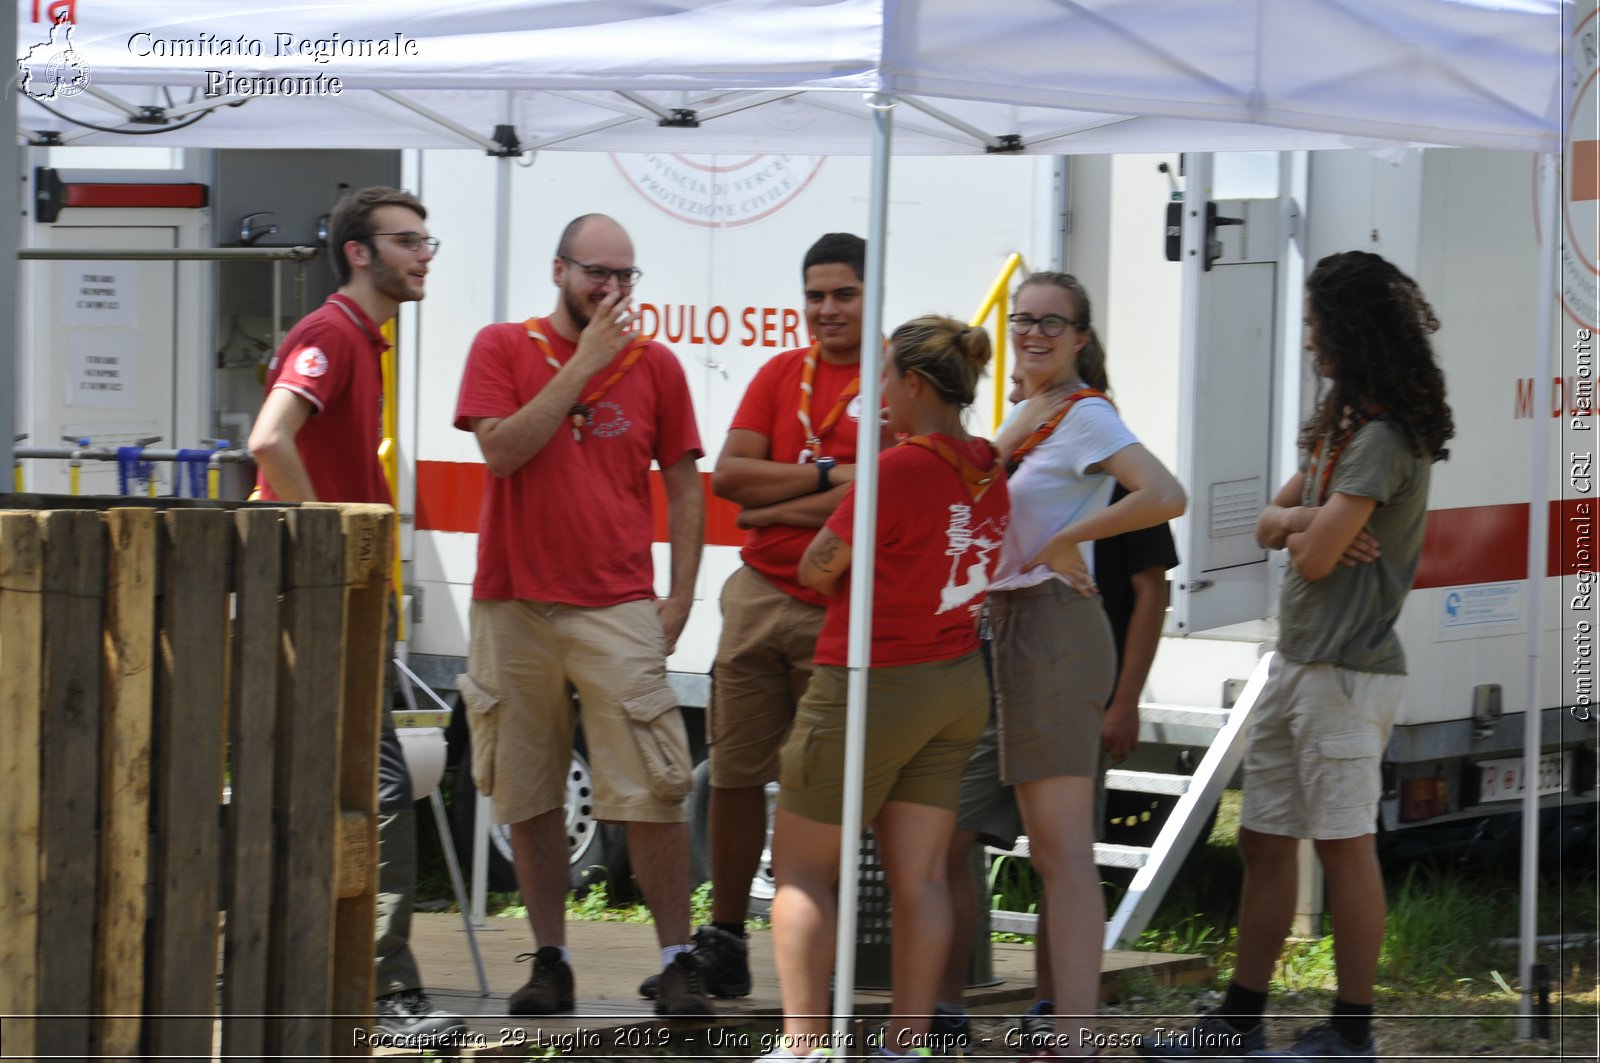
[0,496,392,1060]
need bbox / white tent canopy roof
[15,0,1567,154]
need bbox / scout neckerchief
[1003,387,1112,476]
[525,318,649,442]
[796,342,861,464]
[900,434,1005,503]
[1307,405,1375,505]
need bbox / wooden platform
[379,913,1212,1059]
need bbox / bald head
[550,213,638,339]
[556,214,631,261]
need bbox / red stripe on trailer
[62,183,209,210]
[1413,499,1595,589]
[415,462,1595,580]
[414,460,744,546]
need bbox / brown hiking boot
[653,952,713,1018]
[509,946,574,1015]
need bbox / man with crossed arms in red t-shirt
[636,233,876,1001]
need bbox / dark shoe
[1135,1007,1266,1060]
[509,946,575,1015]
[654,952,714,1017]
[1018,998,1054,1049]
[643,925,751,999]
[929,1001,973,1052]
[372,988,467,1046]
[689,924,753,997]
[1247,1022,1374,1061]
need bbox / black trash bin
[851,828,1000,990]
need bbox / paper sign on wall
[62,262,138,328]
[65,330,140,410]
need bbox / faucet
[239,211,279,246]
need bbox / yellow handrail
[968,252,1027,431]
[381,320,404,640]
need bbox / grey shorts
[1240,654,1403,840]
[954,639,1023,851]
[990,582,1116,785]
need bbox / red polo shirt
[256,293,393,505]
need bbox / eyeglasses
[369,231,441,254]
[1008,313,1080,338]
[562,255,643,287]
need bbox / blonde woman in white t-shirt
[989,272,1187,1060]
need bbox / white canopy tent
[8,0,1575,1040]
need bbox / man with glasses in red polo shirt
[250,186,465,1048]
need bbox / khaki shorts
[778,653,988,825]
[990,582,1116,785]
[1240,654,1402,840]
[708,565,826,788]
[458,598,692,827]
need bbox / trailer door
[1174,162,1286,633]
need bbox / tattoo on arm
[812,536,842,571]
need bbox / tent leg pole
[832,91,894,1052]
[1518,150,1560,1041]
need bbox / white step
[1138,703,1232,746]
[1105,769,1192,796]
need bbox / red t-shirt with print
[813,435,1010,667]
[453,317,702,607]
[257,293,392,505]
[729,345,872,606]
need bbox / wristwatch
[816,455,836,493]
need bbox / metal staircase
[988,652,1273,950]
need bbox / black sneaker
[372,988,467,1046]
[929,1001,972,1052]
[689,924,752,997]
[654,952,714,1018]
[642,925,751,999]
[509,946,575,1015]
[1135,1008,1267,1060]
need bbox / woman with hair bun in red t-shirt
[759,316,1010,1062]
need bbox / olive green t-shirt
[1278,420,1430,674]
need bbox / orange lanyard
[1307,407,1374,505]
[900,435,1004,503]
[525,319,648,443]
[1004,387,1112,475]
[797,343,861,463]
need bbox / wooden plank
[0,513,44,1059]
[35,510,105,1058]
[329,504,392,1056]
[268,506,345,1058]
[220,508,283,1061]
[93,509,157,1058]
[146,509,230,1059]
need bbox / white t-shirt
[992,396,1137,590]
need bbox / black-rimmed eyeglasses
[1008,313,1080,337]
[562,255,643,287]
[370,231,441,254]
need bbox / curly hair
[1301,251,1453,462]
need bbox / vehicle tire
[686,759,713,887]
[565,742,632,896]
[447,722,632,894]
[448,750,519,893]
[684,763,778,916]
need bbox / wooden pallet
[0,495,391,1059]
